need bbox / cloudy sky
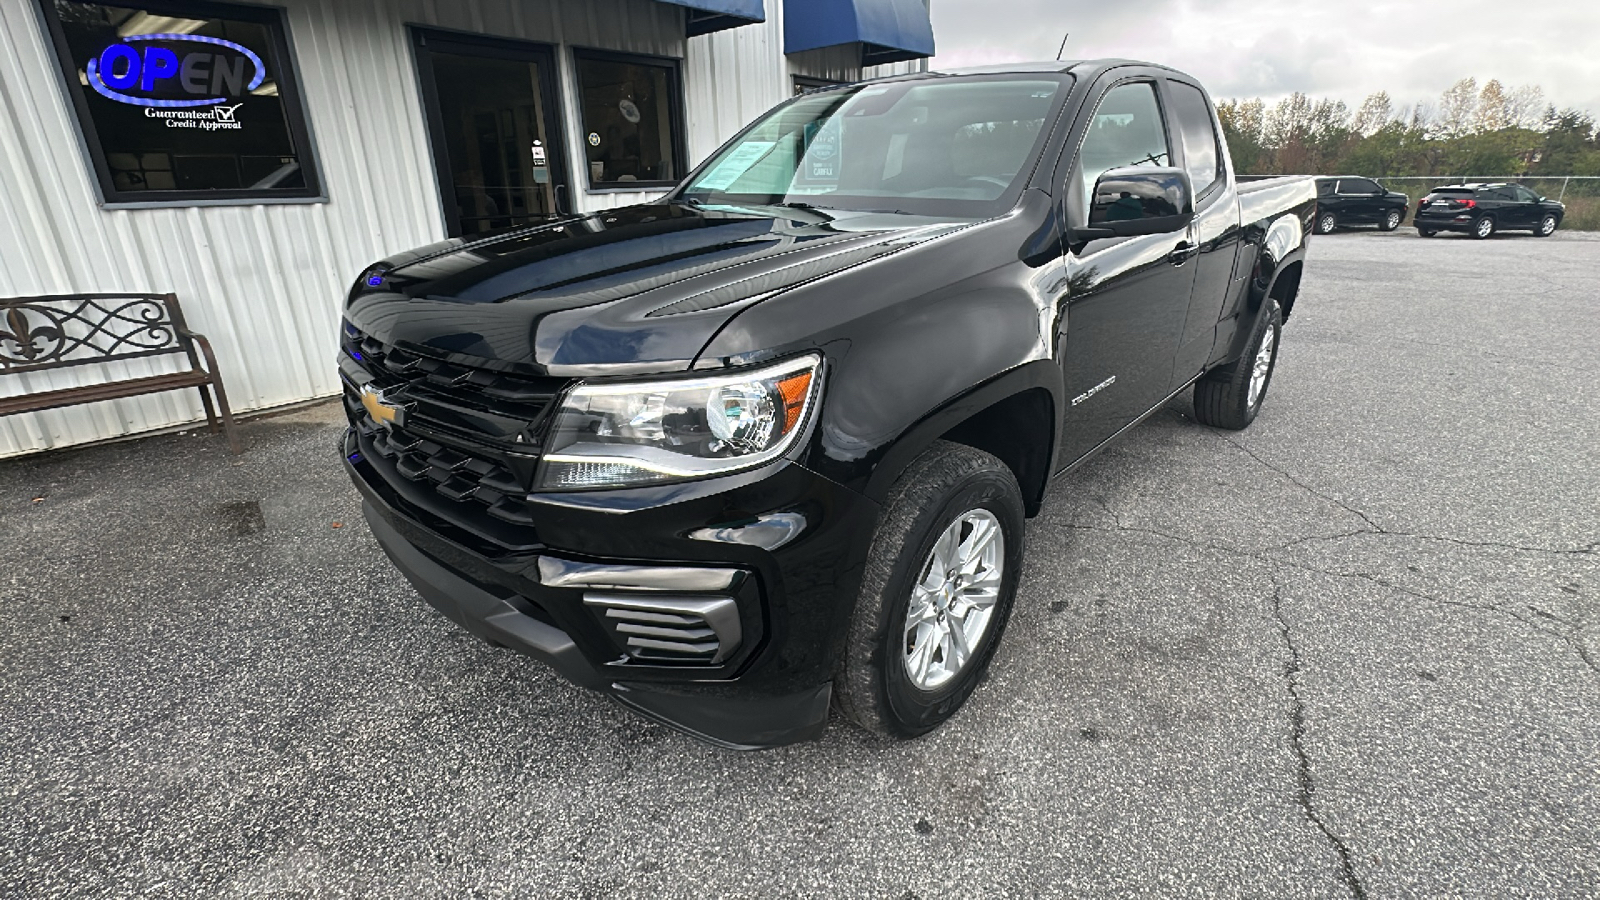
[929,0,1600,118]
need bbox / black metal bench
[0,293,241,453]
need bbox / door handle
[1169,241,1197,266]
[554,184,570,216]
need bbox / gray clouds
[930,0,1600,116]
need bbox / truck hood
[344,202,964,377]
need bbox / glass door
[414,30,570,237]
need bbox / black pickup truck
[339,60,1316,748]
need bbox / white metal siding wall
[0,0,685,456]
[0,0,927,457]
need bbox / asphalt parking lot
[3,226,1597,898]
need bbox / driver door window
[1076,82,1171,200]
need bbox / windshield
[678,76,1069,218]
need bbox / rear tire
[1315,212,1337,235]
[835,441,1025,739]
[1535,214,1558,237]
[1472,216,1496,239]
[1194,299,1282,431]
[1379,209,1402,232]
[1417,228,1437,237]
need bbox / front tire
[1472,216,1496,239]
[835,441,1026,739]
[1193,299,1282,431]
[1316,212,1337,235]
[1380,209,1402,231]
[1535,214,1558,237]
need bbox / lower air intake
[583,593,742,665]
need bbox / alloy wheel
[902,509,1004,691]
[1318,214,1336,234]
[1541,216,1557,236]
[1248,323,1276,408]
[1476,217,1494,238]
[1385,211,1401,230]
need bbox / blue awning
[655,0,766,36]
[783,0,934,65]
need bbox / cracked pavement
[2,229,1597,897]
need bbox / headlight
[536,355,821,490]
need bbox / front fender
[698,195,1064,503]
[858,360,1062,508]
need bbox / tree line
[1217,78,1600,178]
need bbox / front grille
[353,409,535,525]
[349,332,564,427]
[342,326,570,535]
[583,593,743,665]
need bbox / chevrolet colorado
[339,60,1317,748]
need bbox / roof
[927,58,1186,78]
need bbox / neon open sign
[85,33,265,108]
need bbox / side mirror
[1077,166,1194,240]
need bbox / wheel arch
[1214,229,1305,371]
[862,361,1061,518]
[1269,260,1304,321]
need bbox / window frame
[1163,77,1226,207]
[569,46,688,193]
[35,0,324,207]
[1065,76,1175,226]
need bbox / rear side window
[1076,81,1171,198]
[1166,81,1222,196]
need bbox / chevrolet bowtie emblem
[359,384,402,427]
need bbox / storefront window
[793,75,844,96]
[573,50,683,188]
[38,0,320,203]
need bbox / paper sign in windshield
[696,141,776,191]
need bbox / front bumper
[342,427,879,749]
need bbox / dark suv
[1415,183,1565,239]
[1313,176,1409,234]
